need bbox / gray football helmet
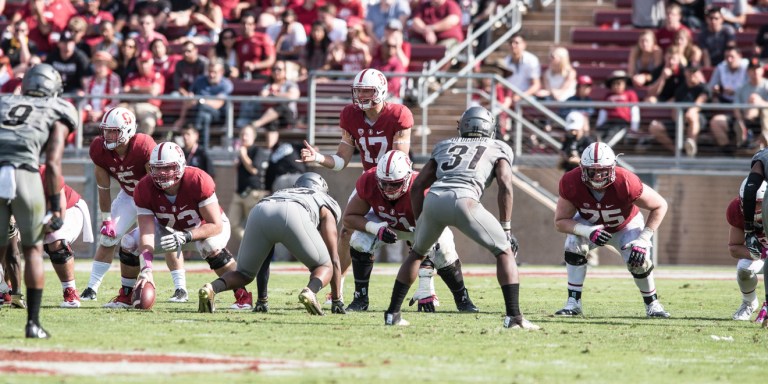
[294,172,329,193]
[21,63,63,98]
[458,106,495,139]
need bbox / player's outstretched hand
[297,140,318,163]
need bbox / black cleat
[345,292,369,312]
[454,289,479,313]
[384,311,409,326]
[253,299,269,313]
[25,321,50,339]
[80,287,97,301]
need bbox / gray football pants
[235,200,331,279]
[0,168,45,247]
[412,190,509,257]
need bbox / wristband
[140,250,154,271]
[314,153,326,165]
[638,227,654,242]
[500,221,512,231]
[330,155,345,171]
[365,221,388,235]
[184,230,193,243]
[101,212,112,221]
[48,193,61,212]
[573,223,594,238]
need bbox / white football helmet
[149,142,186,190]
[100,107,137,150]
[352,68,387,110]
[376,150,412,200]
[740,177,768,224]
[580,142,616,190]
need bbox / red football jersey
[339,102,414,171]
[90,133,156,196]
[133,167,218,231]
[356,168,419,232]
[39,165,80,210]
[559,167,643,233]
[726,197,768,246]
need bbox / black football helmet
[294,172,329,193]
[458,106,495,139]
[22,63,63,98]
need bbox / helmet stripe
[157,142,167,160]
[593,143,600,160]
[103,107,119,125]
[385,150,397,176]
[358,69,369,83]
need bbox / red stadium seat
[614,0,631,9]
[594,10,632,27]
[568,46,631,66]
[408,44,447,72]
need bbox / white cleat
[504,315,541,330]
[733,299,759,321]
[646,300,670,318]
[168,288,189,303]
[554,296,582,316]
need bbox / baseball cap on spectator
[577,75,592,86]
[564,112,586,132]
[58,30,75,43]
[684,62,701,73]
[92,51,113,62]
[347,16,363,29]
[748,56,763,70]
[138,50,153,62]
[386,19,403,31]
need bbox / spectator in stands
[646,46,687,103]
[536,46,576,102]
[500,34,541,106]
[79,51,121,126]
[266,141,307,192]
[266,9,308,61]
[131,0,172,30]
[560,75,595,119]
[326,17,372,73]
[754,0,768,12]
[100,0,130,39]
[228,125,271,243]
[122,50,165,136]
[649,64,710,156]
[150,38,181,93]
[212,28,240,79]
[559,111,594,172]
[302,20,332,72]
[632,0,665,28]
[181,125,216,177]
[216,0,244,22]
[116,37,139,81]
[470,69,510,137]
[410,0,463,48]
[318,4,349,44]
[184,0,224,45]
[237,13,277,80]
[67,16,92,58]
[710,57,768,151]
[331,0,365,21]
[365,0,411,43]
[242,60,300,149]
[80,0,114,47]
[699,6,736,67]
[1,20,35,72]
[671,28,703,67]
[372,34,407,103]
[705,0,750,30]
[467,0,497,53]
[46,30,91,94]
[628,30,663,88]
[377,20,410,69]
[655,4,692,51]
[757,23,768,62]
[175,59,233,148]
[20,0,77,55]
[595,70,639,143]
[173,41,209,96]
[134,13,168,54]
[709,45,748,104]
[94,20,120,59]
[292,0,322,36]
[674,0,706,31]
[0,51,14,89]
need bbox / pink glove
[100,219,116,238]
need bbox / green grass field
[0,262,767,383]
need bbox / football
[132,282,156,310]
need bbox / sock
[61,280,75,290]
[211,278,228,294]
[633,272,657,304]
[307,277,323,294]
[386,280,410,313]
[501,283,520,317]
[567,289,582,301]
[437,260,467,299]
[27,288,42,324]
[566,263,587,292]
[88,261,111,291]
[256,252,273,300]
[170,269,187,291]
[351,249,373,298]
[120,277,136,291]
[737,269,758,303]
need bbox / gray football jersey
[0,95,78,169]
[261,187,342,227]
[429,137,514,200]
[753,148,768,177]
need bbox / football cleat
[298,287,324,316]
[25,321,50,339]
[1,292,11,307]
[11,293,26,309]
[229,288,253,310]
[384,311,409,326]
[646,300,670,318]
[168,288,189,303]
[60,287,81,308]
[345,291,369,312]
[198,284,216,313]
[80,287,97,301]
[455,288,479,313]
[503,315,541,330]
[554,297,583,316]
[733,299,759,321]
[253,298,269,313]
[103,287,133,309]
[755,302,768,324]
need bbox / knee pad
[118,248,140,267]
[206,248,234,270]
[629,266,654,279]
[350,248,374,264]
[349,230,379,254]
[737,268,756,282]
[100,234,121,248]
[564,251,588,266]
[120,234,138,253]
[45,241,74,265]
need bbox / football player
[298,68,413,306]
[383,106,539,329]
[40,165,94,308]
[123,142,253,309]
[740,148,768,326]
[198,172,343,315]
[0,63,77,338]
[553,142,670,318]
[727,178,767,322]
[343,150,478,313]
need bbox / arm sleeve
[742,171,764,231]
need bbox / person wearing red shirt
[595,70,639,144]
[78,0,114,47]
[134,14,168,54]
[150,39,181,93]
[122,51,165,136]
[654,3,691,52]
[330,0,365,21]
[19,0,76,56]
[291,0,324,35]
[410,0,463,47]
[236,13,277,79]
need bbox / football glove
[408,264,438,312]
[44,211,63,231]
[622,228,654,272]
[160,227,193,252]
[746,232,763,260]
[100,219,116,238]
[376,226,397,244]
[505,231,519,254]
[331,299,346,314]
[573,224,612,246]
